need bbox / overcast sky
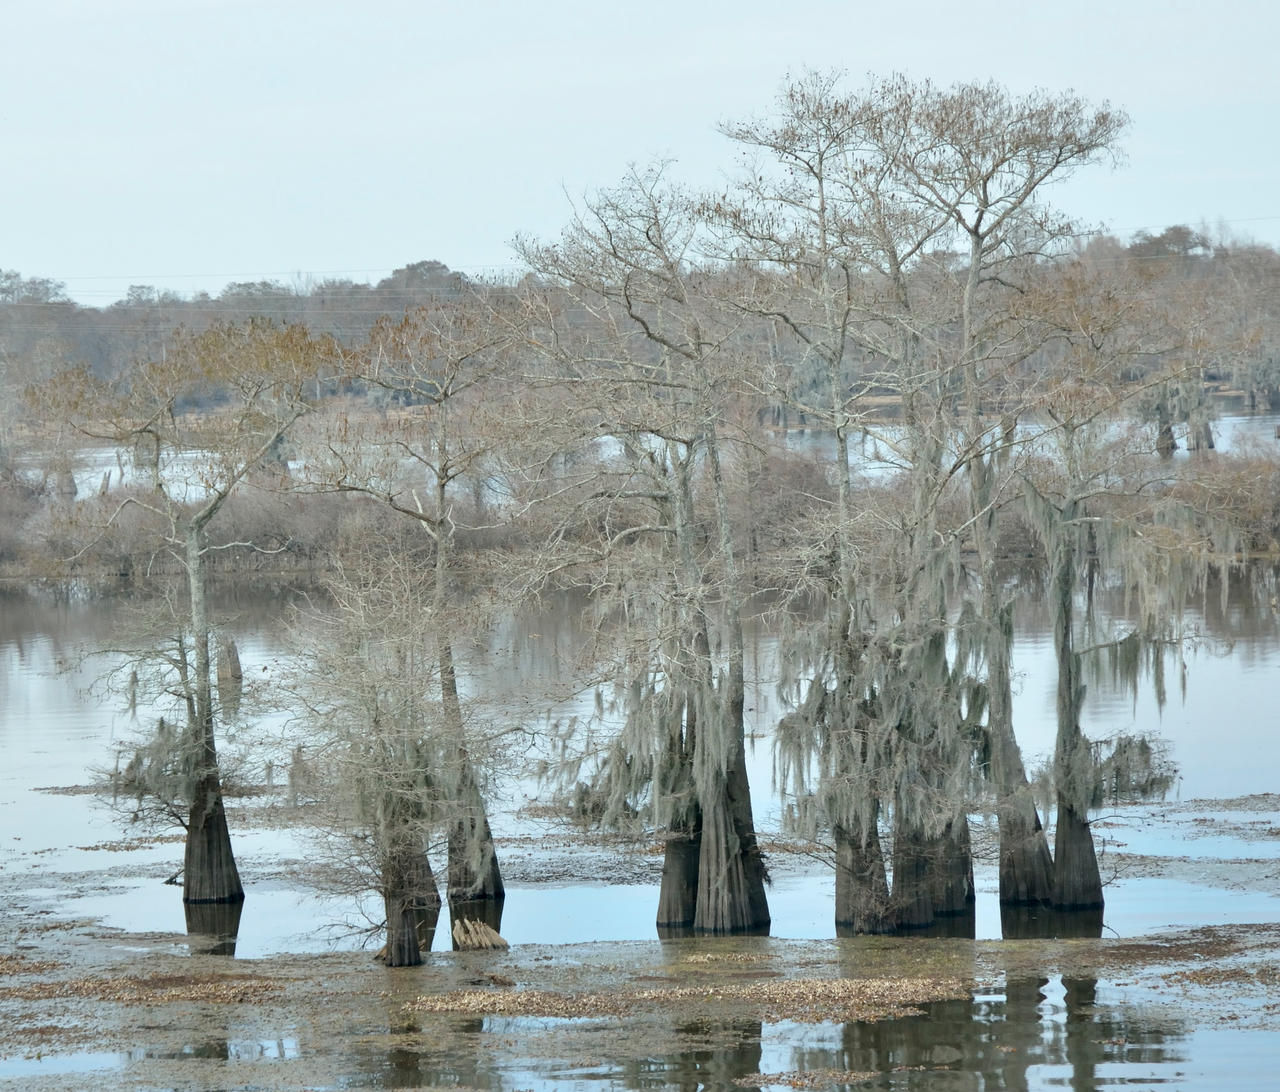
[5,0,1279,306]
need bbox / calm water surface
[4,577,1277,946]
[3,501,1279,1088]
[4,973,1273,1089]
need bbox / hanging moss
[1090,733,1178,805]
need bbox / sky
[4,0,1279,306]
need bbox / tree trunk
[689,658,769,935]
[700,431,770,933]
[718,656,770,933]
[182,788,243,904]
[434,458,503,905]
[998,797,1055,905]
[657,687,701,934]
[933,816,976,915]
[693,779,768,934]
[383,885,422,967]
[834,815,891,935]
[215,634,243,721]
[890,820,935,931]
[407,848,442,953]
[656,825,701,935]
[827,600,892,936]
[1053,797,1104,910]
[987,597,1055,905]
[990,663,1054,906]
[663,439,769,937]
[723,755,771,932]
[439,642,504,903]
[887,818,973,929]
[446,765,505,902]
[1049,522,1104,912]
[382,845,444,966]
[406,850,442,911]
[182,525,243,906]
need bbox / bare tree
[300,291,514,915]
[516,165,771,935]
[715,73,974,932]
[886,78,1125,910]
[284,550,506,967]
[717,72,1127,928]
[37,319,337,910]
[1019,256,1201,912]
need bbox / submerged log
[451,917,508,951]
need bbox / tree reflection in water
[314,976,1192,1091]
[1001,903,1105,941]
[835,905,976,939]
[823,981,1183,1091]
[619,1019,763,1090]
[345,1010,503,1090]
[183,898,244,957]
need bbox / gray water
[3,547,1280,1088]
[3,971,1274,1089]
[2,570,1279,949]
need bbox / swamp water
[3,546,1280,1087]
